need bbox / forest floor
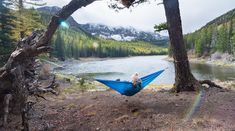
[24,79,235,131]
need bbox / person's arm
[131,74,135,82]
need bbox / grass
[55,73,78,83]
[147,84,173,90]
[55,72,107,94]
[63,83,97,93]
[232,84,235,89]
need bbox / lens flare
[184,89,205,122]
[60,21,69,28]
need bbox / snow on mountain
[110,35,122,41]
[79,23,167,43]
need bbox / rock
[131,108,139,113]
[175,104,180,107]
[211,52,222,60]
[44,123,56,130]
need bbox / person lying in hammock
[131,72,142,88]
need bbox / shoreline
[54,71,235,93]
[164,56,235,67]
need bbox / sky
[35,0,235,34]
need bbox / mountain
[184,8,235,57]
[80,23,168,43]
[37,6,168,45]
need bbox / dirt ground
[25,86,235,131]
[1,85,235,131]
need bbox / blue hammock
[95,69,165,96]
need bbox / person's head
[134,72,139,76]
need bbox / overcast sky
[37,0,235,34]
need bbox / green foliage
[0,0,45,65]
[0,0,15,65]
[184,8,235,56]
[12,8,44,40]
[231,19,235,56]
[54,31,65,60]
[0,0,15,44]
[154,22,168,32]
[78,77,85,86]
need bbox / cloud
[44,0,235,33]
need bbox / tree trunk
[163,0,200,92]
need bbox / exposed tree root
[171,79,224,93]
[3,94,12,128]
[199,80,223,89]
[28,75,58,97]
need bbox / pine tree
[205,26,212,53]
[231,19,235,56]
[10,0,45,40]
[228,20,233,54]
[216,24,228,52]
[195,34,203,56]
[54,31,65,61]
[0,0,15,65]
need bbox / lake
[57,56,235,84]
